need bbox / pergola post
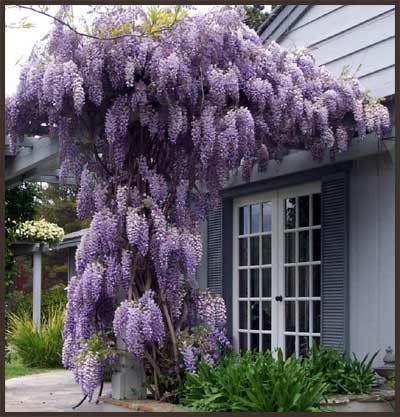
[32,249,42,330]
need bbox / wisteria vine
[6,5,390,401]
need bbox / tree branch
[17,5,177,42]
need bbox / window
[233,183,321,358]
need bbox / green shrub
[303,344,378,395]
[6,305,65,369]
[179,350,328,412]
[11,286,67,320]
[388,373,395,390]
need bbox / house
[5,3,394,377]
[200,4,395,365]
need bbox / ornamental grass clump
[6,4,390,400]
[11,285,67,320]
[302,343,378,395]
[6,305,65,369]
[179,350,328,412]
[14,219,64,243]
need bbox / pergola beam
[5,136,61,187]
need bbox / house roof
[56,228,88,250]
[5,136,76,187]
[258,5,310,43]
[257,5,285,34]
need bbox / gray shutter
[321,171,349,353]
[207,205,223,295]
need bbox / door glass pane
[285,301,296,331]
[262,202,272,232]
[250,301,260,330]
[299,195,309,227]
[239,270,248,298]
[313,301,321,333]
[239,206,250,235]
[261,268,271,298]
[285,267,296,297]
[239,238,248,266]
[298,266,309,297]
[250,269,259,297]
[262,301,271,330]
[312,229,321,261]
[298,231,309,262]
[251,204,260,233]
[285,335,296,357]
[262,235,271,265]
[299,336,309,357]
[299,301,309,332]
[239,301,248,329]
[250,333,259,351]
[250,236,260,265]
[312,265,321,297]
[262,334,271,351]
[239,332,248,350]
[285,232,295,263]
[285,198,296,229]
[312,336,320,349]
[312,194,321,226]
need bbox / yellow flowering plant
[14,219,64,243]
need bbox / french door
[232,182,322,358]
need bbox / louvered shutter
[321,171,349,353]
[207,205,223,295]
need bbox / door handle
[275,295,283,302]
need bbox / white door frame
[232,181,321,354]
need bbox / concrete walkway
[5,370,131,412]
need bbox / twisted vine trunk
[160,298,182,383]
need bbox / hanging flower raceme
[126,208,149,256]
[195,289,227,329]
[177,289,231,373]
[113,290,165,358]
[72,352,105,400]
[5,4,391,399]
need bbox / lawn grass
[5,354,55,380]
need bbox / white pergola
[10,230,86,330]
[6,135,141,400]
[6,135,82,330]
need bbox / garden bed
[99,389,396,413]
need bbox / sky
[5,5,221,97]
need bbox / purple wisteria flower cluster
[113,291,165,358]
[5,5,391,399]
[178,289,231,373]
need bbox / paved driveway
[5,370,131,412]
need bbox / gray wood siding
[272,5,395,98]
[291,5,344,29]
[349,153,395,365]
